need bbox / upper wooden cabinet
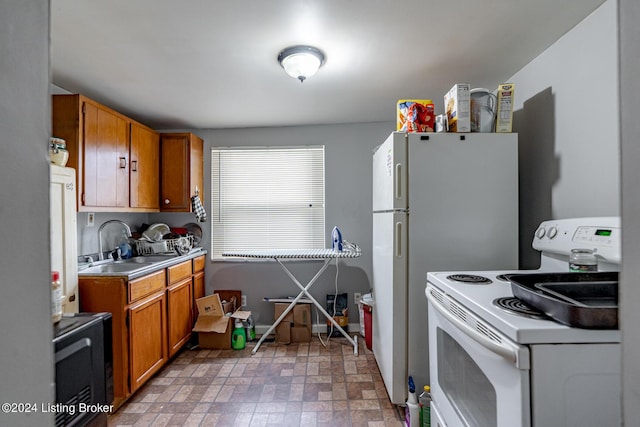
[52,94,160,212]
[160,133,204,212]
[130,122,160,209]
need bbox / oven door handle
[427,287,528,369]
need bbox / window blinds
[211,146,325,259]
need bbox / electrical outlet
[354,292,362,305]
[241,294,247,308]
[86,213,95,227]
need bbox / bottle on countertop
[419,385,432,427]
[51,271,63,324]
[405,376,420,427]
[569,248,598,272]
[118,229,133,259]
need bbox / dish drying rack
[135,235,195,255]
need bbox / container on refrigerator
[371,131,519,404]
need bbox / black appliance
[53,312,113,427]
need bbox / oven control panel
[532,217,621,264]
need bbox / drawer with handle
[129,270,166,303]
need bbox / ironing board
[222,249,361,355]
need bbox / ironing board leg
[252,258,333,354]
[276,259,358,355]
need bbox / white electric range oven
[426,217,621,427]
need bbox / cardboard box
[444,83,471,132]
[193,293,251,349]
[273,303,312,344]
[397,99,435,132]
[213,289,241,314]
[197,317,233,349]
[495,83,515,133]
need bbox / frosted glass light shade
[278,46,325,82]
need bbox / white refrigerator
[372,132,519,404]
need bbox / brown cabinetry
[166,260,193,357]
[167,278,193,357]
[79,269,168,407]
[78,256,205,409]
[192,255,206,323]
[130,122,160,209]
[52,94,160,212]
[129,291,167,392]
[160,133,204,212]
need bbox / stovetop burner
[447,274,492,284]
[495,274,511,282]
[493,297,548,319]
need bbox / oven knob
[536,227,546,239]
[548,226,558,239]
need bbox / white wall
[619,0,640,423]
[508,0,620,267]
[0,1,54,425]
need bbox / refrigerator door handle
[395,163,402,200]
[395,221,403,258]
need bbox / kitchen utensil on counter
[184,222,203,245]
[143,223,170,241]
[506,271,619,328]
[170,227,188,235]
[470,88,497,132]
[162,232,181,240]
[142,229,163,242]
[172,236,193,255]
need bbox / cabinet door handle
[119,157,127,169]
[164,199,171,205]
[131,160,138,172]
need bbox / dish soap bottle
[118,229,133,259]
[419,385,432,427]
[231,319,247,350]
[405,376,420,427]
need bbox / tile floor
[108,336,405,427]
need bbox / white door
[50,165,79,313]
[373,132,407,212]
[372,210,407,404]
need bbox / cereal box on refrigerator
[495,83,515,133]
[397,99,435,132]
[444,84,471,132]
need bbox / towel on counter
[191,194,207,222]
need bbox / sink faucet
[98,220,133,261]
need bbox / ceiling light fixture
[277,45,325,83]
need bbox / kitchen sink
[81,262,156,274]
[78,251,201,277]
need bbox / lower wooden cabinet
[79,255,206,409]
[193,271,205,301]
[129,291,167,391]
[167,278,192,357]
[192,270,205,323]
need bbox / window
[211,146,325,259]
